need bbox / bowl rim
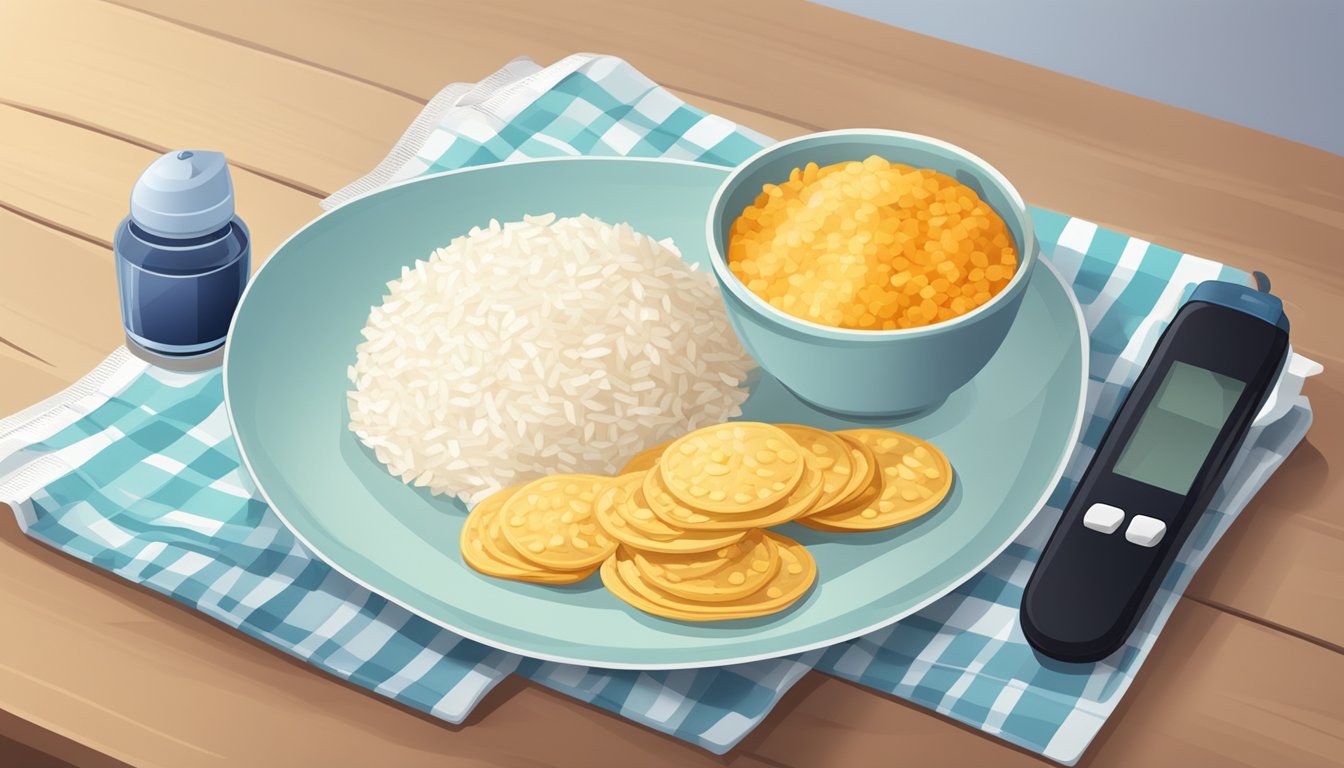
[706,128,1037,341]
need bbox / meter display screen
[1112,361,1247,494]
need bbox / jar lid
[129,150,235,238]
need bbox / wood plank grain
[1,1,1340,766]
[0,104,322,386]
[0,104,321,260]
[0,708,127,768]
[746,602,1344,768]
[738,675,1053,768]
[101,2,1344,253]
[85,0,1344,647]
[100,0,825,138]
[0,733,72,768]
[96,0,1344,351]
[0,211,115,382]
[0,358,69,423]
[1187,351,1344,650]
[69,0,1344,357]
[0,504,783,768]
[0,0,421,196]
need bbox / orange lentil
[727,156,1017,331]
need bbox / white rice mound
[347,213,756,505]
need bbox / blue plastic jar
[114,150,250,358]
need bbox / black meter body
[1021,280,1289,663]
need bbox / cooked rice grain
[347,213,755,505]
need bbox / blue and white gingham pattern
[0,55,1315,763]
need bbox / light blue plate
[225,157,1086,669]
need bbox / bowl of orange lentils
[706,129,1037,417]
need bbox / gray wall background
[814,0,1343,156]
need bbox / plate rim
[224,156,1090,669]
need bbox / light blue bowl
[706,129,1038,417]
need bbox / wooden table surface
[1,1,1341,766]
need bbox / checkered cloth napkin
[0,54,1319,763]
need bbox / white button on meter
[1082,503,1125,534]
[1125,515,1167,547]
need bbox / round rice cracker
[597,473,679,541]
[829,431,878,510]
[631,537,754,582]
[793,432,879,525]
[601,533,817,621]
[776,424,858,513]
[658,422,805,514]
[608,471,696,541]
[501,474,619,571]
[594,474,745,555]
[643,452,824,531]
[631,528,779,602]
[800,429,952,531]
[461,487,597,584]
